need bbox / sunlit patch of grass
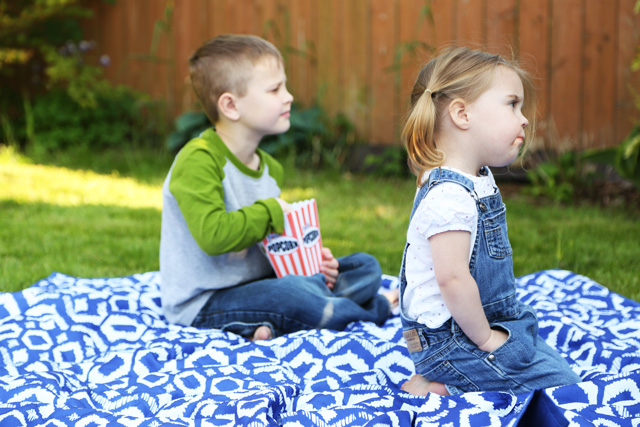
[281,186,316,203]
[1,154,162,210]
[0,144,29,164]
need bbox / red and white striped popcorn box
[261,199,323,278]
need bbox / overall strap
[426,167,485,193]
[409,167,483,222]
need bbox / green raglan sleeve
[260,148,285,188]
[168,140,284,256]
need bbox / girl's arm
[430,230,508,352]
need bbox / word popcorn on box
[262,199,323,278]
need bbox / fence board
[93,0,122,86]
[342,0,370,136]
[315,0,340,117]
[431,0,456,47]
[583,0,617,149]
[196,0,210,43]
[174,2,204,112]
[455,0,484,48]
[616,0,640,144]
[142,0,172,103]
[398,0,430,127]
[121,0,147,94]
[236,0,256,34]
[370,0,397,143]
[211,0,234,37]
[255,0,279,43]
[331,0,345,117]
[519,0,551,143]
[79,0,639,149]
[485,0,518,56]
[549,0,583,147]
[286,0,314,104]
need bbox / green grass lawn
[1,145,639,303]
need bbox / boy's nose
[284,89,293,103]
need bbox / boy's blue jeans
[191,252,390,337]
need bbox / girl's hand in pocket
[478,328,508,353]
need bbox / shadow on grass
[0,200,162,293]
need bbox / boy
[160,34,398,341]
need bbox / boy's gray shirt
[160,130,283,326]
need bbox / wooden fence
[83,0,640,150]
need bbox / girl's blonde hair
[402,46,537,186]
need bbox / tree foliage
[0,0,115,109]
[0,0,166,151]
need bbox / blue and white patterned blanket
[1,269,639,426]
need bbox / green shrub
[262,104,356,170]
[0,0,139,151]
[583,125,640,193]
[525,151,595,204]
[167,103,359,171]
[526,135,640,207]
[363,147,411,178]
[23,88,164,152]
[0,0,114,108]
[166,111,211,152]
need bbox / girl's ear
[448,98,470,130]
[217,93,240,121]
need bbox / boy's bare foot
[401,374,449,396]
[383,288,400,310]
[249,325,273,341]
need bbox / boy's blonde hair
[402,46,537,186]
[189,34,284,123]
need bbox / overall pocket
[482,208,513,259]
[482,323,537,375]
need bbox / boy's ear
[448,98,470,130]
[217,92,240,121]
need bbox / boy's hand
[277,198,293,214]
[320,247,339,289]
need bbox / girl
[398,47,581,396]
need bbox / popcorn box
[262,199,323,278]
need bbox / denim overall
[399,168,580,395]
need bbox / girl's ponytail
[402,82,445,187]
